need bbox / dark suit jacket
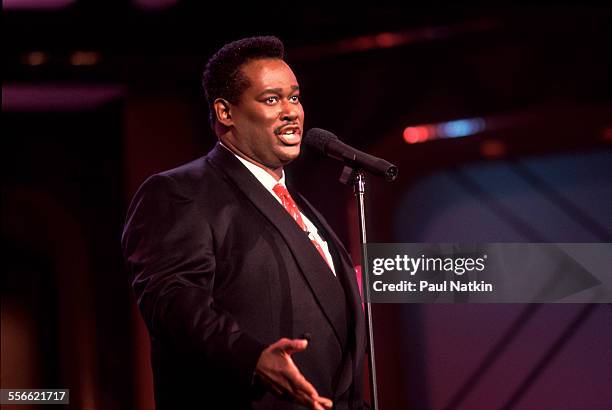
[122,144,366,409]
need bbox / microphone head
[304,128,338,153]
[304,127,399,182]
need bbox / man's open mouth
[276,125,302,145]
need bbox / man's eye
[264,96,279,104]
[290,95,300,103]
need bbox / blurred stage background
[2,3,611,409]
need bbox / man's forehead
[241,58,299,87]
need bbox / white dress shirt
[220,143,336,276]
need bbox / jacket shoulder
[135,153,224,198]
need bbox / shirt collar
[219,141,286,190]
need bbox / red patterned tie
[273,184,333,270]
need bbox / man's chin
[277,144,301,163]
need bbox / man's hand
[255,338,333,410]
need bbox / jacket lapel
[207,144,348,348]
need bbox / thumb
[279,338,308,355]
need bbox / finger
[316,396,333,409]
[294,390,314,407]
[295,390,325,410]
[312,401,325,410]
[306,392,332,410]
[310,395,333,410]
[287,374,332,410]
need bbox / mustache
[274,123,301,135]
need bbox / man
[122,36,366,409]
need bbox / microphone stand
[340,166,379,410]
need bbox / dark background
[3,3,611,409]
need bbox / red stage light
[375,33,400,48]
[403,126,432,144]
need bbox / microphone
[304,128,398,182]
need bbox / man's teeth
[283,130,294,135]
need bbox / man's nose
[280,101,298,121]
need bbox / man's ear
[214,98,233,127]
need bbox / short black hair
[202,36,285,127]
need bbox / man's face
[225,58,304,172]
